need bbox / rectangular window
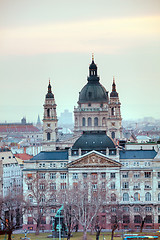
[110,173,116,178]
[111,215,117,224]
[50,183,56,190]
[158,216,160,224]
[158,172,160,178]
[158,207,160,212]
[60,173,66,179]
[83,173,88,178]
[111,207,116,212]
[61,183,66,189]
[39,184,45,190]
[123,215,130,223]
[134,172,140,178]
[145,215,152,223]
[145,182,151,189]
[123,207,129,212]
[72,173,78,179]
[122,182,129,189]
[102,182,105,189]
[91,173,97,179]
[50,173,56,179]
[134,215,141,223]
[122,172,128,178]
[39,173,45,179]
[50,163,56,168]
[111,182,115,189]
[145,172,151,178]
[133,183,140,189]
[145,207,152,212]
[158,182,160,189]
[134,207,140,212]
[92,183,97,190]
[41,216,46,224]
[101,173,106,179]
[28,183,32,190]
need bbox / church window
[145,192,151,201]
[111,132,115,139]
[82,117,86,126]
[88,117,92,126]
[47,132,51,140]
[123,193,129,201]
[111,107,115,116]
[47,108,50,117]
[94,117,98,126]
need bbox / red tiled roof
[0,124,40,133]
[14,153,33,160]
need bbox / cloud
[0,16,160,55]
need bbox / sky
[0,0,160,123]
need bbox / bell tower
[43,80,58,146]
[108,77,122,139]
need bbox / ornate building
[74,56,122,140]
[43,81,58,150]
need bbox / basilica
[22,56,160,231]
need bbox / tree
[0,193,25,240]
[65,185,103,240]
[24,172,57,235]
[110,204,123,240]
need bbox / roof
[0,124,40,133]
[30,150,68,160]
[14,153,33,160]
[72,131,115,150]
[120,150,157,159]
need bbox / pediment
[68,151,121,168]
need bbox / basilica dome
[78,58,108,104]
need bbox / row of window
[122,172,152,178]
[27,214,154,225]
[39,162,67,168]
[122,162,151,167]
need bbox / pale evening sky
[0,0,160,123]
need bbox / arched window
[94,117,98,126]
[82,117,86,126]
[41,195,45,203]
[102,117,106,126]
[75,117,78,126]
[111,132,115,139]
[28,195,33,203]
[111,107,115,116]
[145,192,151,201]
[158,193,160,201]
[123,193,129,201]
[47,132,51,140]
[88,117,92,126]
[134,192,140,201]
[111,193,116,201]
[47,108,50,117]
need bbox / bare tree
[110,204,123,240]
[24,172,57,235]
[0,193,25,240]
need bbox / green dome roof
[78,58,108,103]
[72,131,115,151]
[79,82,108,103]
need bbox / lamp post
[59,213,61,240]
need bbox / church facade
[74,56,122,140]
